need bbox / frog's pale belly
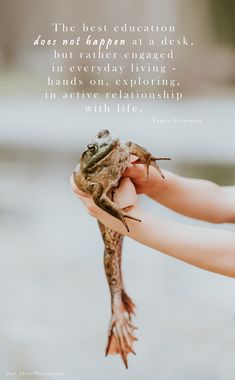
[73,129,170,368]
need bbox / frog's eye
[87,144,98,153]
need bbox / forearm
[147,170,235,223]
[73,175,235,278]
[128,213,235,278]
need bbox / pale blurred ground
[1,97,235,380]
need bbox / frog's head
[78,129,120,173]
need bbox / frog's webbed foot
[105,308,138,368]
[94,193,141,232]
[126,141,171,179]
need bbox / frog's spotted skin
[73,129,170,368]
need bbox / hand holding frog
[71,174,142,237]
[123,158,167,197]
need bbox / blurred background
[1,0,235,379]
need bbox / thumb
[114,178,137,209]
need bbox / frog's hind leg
[99,222,137,367]
[126,141,171,178]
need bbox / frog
[73,129,169,232]
[73,129,170,368]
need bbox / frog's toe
[147,158,164,178]
[146,156,170,179]
[114,210,140,233]
[105,311,138,369]
[120,215,130,232]
[120,213,141,233]
[123,214,141,223]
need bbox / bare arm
[72,177,235,279]
[123,164,235,223]
[130,213,235,278]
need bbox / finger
[70,174,90,198]
[78,195,91,207]
[75,187,90,197]
[114,178,137,209]
[122,163,146,178]
[130,154,139,163]
[70,173,80,193]
[81,197,96,211]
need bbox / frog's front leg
[93,184,141,232]
[126,141,170,178]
